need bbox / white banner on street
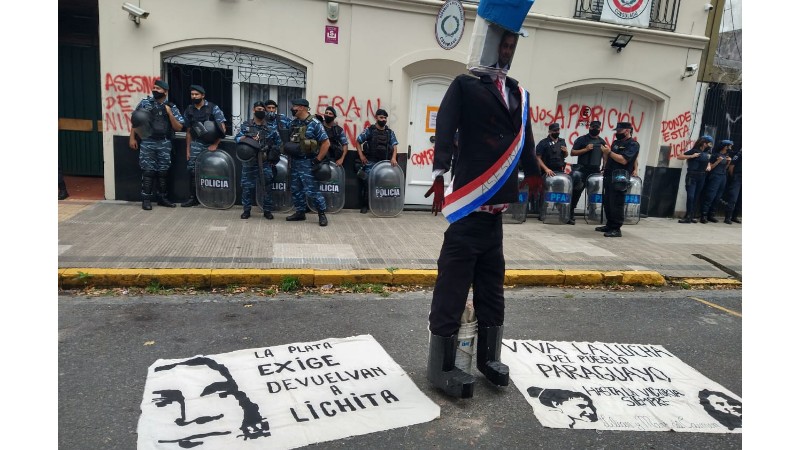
[137,335,440,449]
[503,339,741,433]
[601,0,652,28]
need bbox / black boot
[241,209,251,219]
[286,211,306,221]
[427,334,475,399]
[141,174,154,211]
[724,212,732,225]
[318,212,328,227]
[181,175,199,207]
[156,176,176,207]
[476,326,510,386]
[58,189,69,200]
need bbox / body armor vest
[576,135,604,166]
[367,126,390,162]
[149,102,171,138]
[283,116,318,158]
[544,138,566,170]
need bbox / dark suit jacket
[434,73,539,206]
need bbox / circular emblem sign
[607,0,649,19]
[435,0,465,50]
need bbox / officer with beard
[284,98,331,226]
[235,101,282,220]
[181,85,227,207]
[355,109,398,213]
[319,106,349,167]
[568,120,608,224]
[129,79,185,210]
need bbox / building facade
[91,0,715,214]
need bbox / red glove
[424,176,445,216]
[519,175,542,194]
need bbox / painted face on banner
[560,396,598,426]
[148,362,248,447]
[706,394,742,417]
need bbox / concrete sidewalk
[57,200,742,288]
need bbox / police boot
[476,325,510,386]
[724,212,732,225]
[58,189,69,200]
[181,175,200,207]
[156,175,176,207]
[318,212,328,227]
[286,211,306,221]
[241,208,251,219]
[707,214,718,223]
[359,184,369,214]
[141,174,154,211]
[427,333,475,399]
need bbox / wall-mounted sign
[435,0,465,50]
[425,106,439,133]
[325,25,339,44]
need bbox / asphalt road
[58,287,742,449]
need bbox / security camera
[122,2,149,23]
[686,64,698,73]
[703,3,714,11]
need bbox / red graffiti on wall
[661,111,694,158]
[316,95,382,145]
[103,73,160,133]
[410,147,435,166]
[530,100,645,134]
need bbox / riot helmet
[311,161,332,181]
[131,109,153,139]
[612,172,630,192]
[235,136,261,162]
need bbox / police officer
[569,120,607,225]
[319,106,349,167]
[181,85,227,207]
[676,135,713,224]
[235,101,282,220]
[129,79,185,210]
[724,145,741,224]
[355,109,399,213]
[283,98,331,226]
[700,139,733,224]
[597,122,639,237]
[535,123,568,220]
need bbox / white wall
[99,0,712,205]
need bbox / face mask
[615,132,627,140]
[324,116,335,124]
[589,129,600,137]
[192,98,203,105]
[376,120,387,128]
[266,111,277,120]
[291,108,300,117]
[550,133,560,139]
[152,91,165,100]
[254,110,266,120]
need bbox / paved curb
[56,268,692,289]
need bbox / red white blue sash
[442,86,529,223]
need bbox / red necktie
[495,76,507,108]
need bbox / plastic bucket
[454,320,478,374]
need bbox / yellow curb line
[59,269,667,288]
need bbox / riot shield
[541,172,572,224]
[584,173,604,224]
[261,155,292,213]
[368,160,405,217]
[502,173,528,224]
[623,176,643,225]
[195,150,237,210]
[308,162,345,214]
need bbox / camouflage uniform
[356,125,399,209]
[184,100,226,172]
[288,116,329,213]
[235,119,282,214]
[133,96,184,205]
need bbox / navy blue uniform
[286,116,329,213]
[725,151,742,220]
[681,146,711,220]
[603,138,639,231]
[701,151,731,219]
